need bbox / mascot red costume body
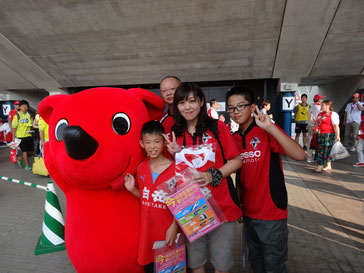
[38,87,165,273]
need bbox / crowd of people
[3,81,363,273]
[4,100,49,171]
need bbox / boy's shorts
[186,221,237,271]
[295,123,308,134]
[19,137,34,153]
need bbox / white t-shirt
[331,112,340,125]
[208,108,219,119]
[308,103,321,126]
[345,102,364,124]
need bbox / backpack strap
[208,119,240,207]
[209,119,227,164]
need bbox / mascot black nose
[63,126,99,160]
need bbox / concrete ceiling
[0,0,363,93]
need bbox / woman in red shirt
[164,82,242,273]
[314,100,340,172]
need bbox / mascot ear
[128,88,165,120]
[38,94,69,124]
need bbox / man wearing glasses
[158,76,181,139]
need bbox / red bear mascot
[38,87,165,273]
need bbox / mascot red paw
[38,87,165,273]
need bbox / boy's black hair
[141,120,165,139]
[301,94,307,98]
[210,99,217,107]
[225,86,255,105]
[172,82,212,137]
[19,100,29,107]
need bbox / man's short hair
[141,121,165,139]
[210,99,217,107]
[19,100,29,107]
[160,76,181,84]
[301,94,307,99]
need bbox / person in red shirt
[7,100,20,131]
[158,76,181,139]
[125,121,178,273]
[353,115,364,167]
[164,82,242,273]
[226,87,305,273]
[313,100,340,172]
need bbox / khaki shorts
[186,221,237,271]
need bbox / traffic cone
[34,182,66,255]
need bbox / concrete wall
[317,75,364,113]
[1,89,49,112]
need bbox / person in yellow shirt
[11,100,34,170]
[38,116,49,153]
[294,94,310,150]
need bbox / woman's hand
[193,172,213,187]
[163,132,181,156]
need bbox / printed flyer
[155,244,186,273]
[166,183,221,242]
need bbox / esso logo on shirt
[241,150,261,163]
[241,150,261,159]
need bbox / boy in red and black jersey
[226,87,305,273]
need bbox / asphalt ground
[0,145,363,273]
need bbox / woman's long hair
[323,100,333,111]
[172,82,212,137]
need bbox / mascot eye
[112,113,131,135]
[55,119,69,141]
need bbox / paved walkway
[0,146,363,273]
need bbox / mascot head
[38,87,165,191]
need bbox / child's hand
[165,221,178,246]
[163,132,181,155]
[124,173,135,192]
[252,105,273,130]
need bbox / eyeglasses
[227,103,251,113]
[161,87,177,93]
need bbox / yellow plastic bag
[32,156,49,176]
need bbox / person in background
[313,100,340,173]
[294,94,310,150]
[124,121,178,273]
[165,82,242,273]
[38,116,49,152]
[260,100,274,122]
[208,99,219,119]
[227,87,305,273]
[33,112,40,155]
[8,100,20,130]
[11,100,34,170]
[158,76,181,139]
[343,93,363,152]
[353,115,364,167]
[307,94,325,163]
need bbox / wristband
[206,167,223,187]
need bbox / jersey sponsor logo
[240,150,261,163]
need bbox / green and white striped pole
[34,182,66,255]
[0,175,47,191]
